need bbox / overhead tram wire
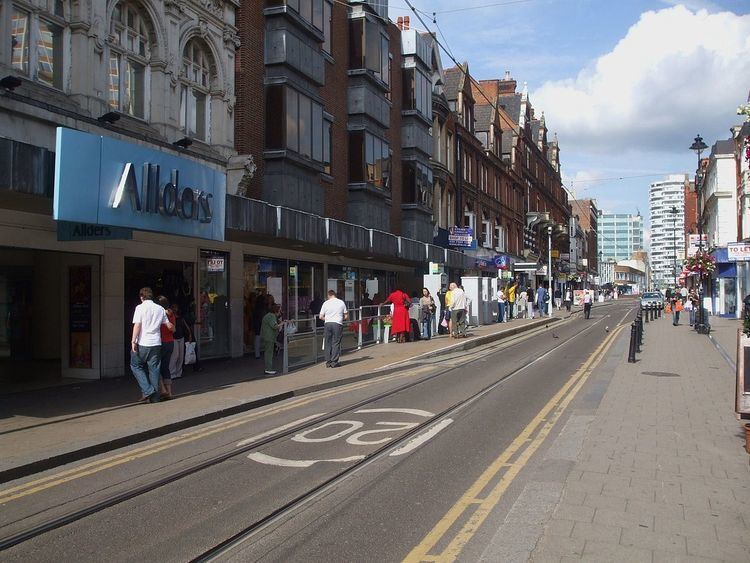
[434,0,536,14]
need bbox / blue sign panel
[54,128,226,241]
[493,254,511,270]
[448,226,473,248]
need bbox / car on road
[640,291,664,310]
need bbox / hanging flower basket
[684,251,716,276]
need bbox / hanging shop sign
[54,127,226,241]
[448,226,474,248]
[493,254,511,270]
[687,234,708,257]
[206,256,225,272]
[727,242,750,261]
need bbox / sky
[388,0,750,236]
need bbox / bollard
[628,322,638,363]
[638,314,644,344]
[644,306,649,323]
[636,318,642,352]
[657,305,662,319]
[650,304,655,321]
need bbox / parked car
[640,292,664,309]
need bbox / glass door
[199,250,230,358]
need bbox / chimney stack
[404,15,410,30]
[498,70,517,95]
[397,16,403,30]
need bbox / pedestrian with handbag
[672,295,683,326]
[169,303,192,380]
[419,288,436,339]
[496,285,506,323]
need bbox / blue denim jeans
[689,308,696,326]
[421,315,433,339]
[130,344,162,398]
[497,302,506,322]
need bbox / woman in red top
[385,288,411,343]
[157,296,176,399]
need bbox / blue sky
[388,0,750,237]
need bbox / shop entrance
[124,257,195,364]
[0,248,100,393]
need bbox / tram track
[0,307,631,556]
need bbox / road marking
[0,368,431,504]
[246,453,366,468]
[390,419,454,457]
[235,414,327,447]
[292,421,365,443]
[403,324,625,563]
[355,408,433,417]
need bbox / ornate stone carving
[236,155,257,198]
[199,19,210,39]
[164,0,186,15]
[201,0,224,17]
[223,27,241,49]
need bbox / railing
[282,306,387,373]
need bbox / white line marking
[247,452,366,467]
[235,414,327,447]
[354,408,434,417]
[389,419,454,457]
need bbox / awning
[718,262,737,278]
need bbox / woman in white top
[496,287,506,323]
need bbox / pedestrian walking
[449,282,468,337]
[516,289,527,319]
[671,295,683,326]
[319,289,348,367]
[384,287,411,343]
[156,296,176,399]
[554,288,562,310]
[526,287,535,319]
[252,294,267,360]
[419,288,436,339]
[507,281,517,320]
[496,285,506,323]
[261,304,284,375]
[583,289,593,319]
[169,303,192,380]
[437,285,449,335]
[688,288,699,326]
[130,287,174,404]
[536,284,549,317]
[564,288,572,312]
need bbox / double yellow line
[404,324,625,562]
[0,368,431,505]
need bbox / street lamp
[670,205,679,289]
[548,225,553,318]
[690,134,709,334]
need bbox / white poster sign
[728,242,750,261]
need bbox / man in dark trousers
[319,290,348,368]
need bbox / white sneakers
[264,370,277,375]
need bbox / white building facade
[702,139,739,317]
[649,175,687,290]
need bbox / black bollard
[644,306,650,323]
[628,322,638,363]
[636,318,642,352]
[657,305,662,319]
[650,304,655,321]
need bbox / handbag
[184,341,197,365]
[285,321,298,335]
[441,317,449,328]
[665,303,672,314]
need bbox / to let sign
[448,226,473,247]
[728,242,750,261]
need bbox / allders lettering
[112,162,213,223]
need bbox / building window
[11,9,30,74]
[402,68,432,120]
[322,0,332,54]
[266,85,328,166]
[108,1,153,119]
[285,0,325,32]
[481,213,492,248]
[180,39,214,141]
[464,205,476,233]
[349,18,389,89]
[349,130,390,190]
[403,161,433,206]
[11,7,65,89]
[495,223,505,251]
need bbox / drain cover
[641,371,680,377]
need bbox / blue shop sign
[493,254,511,270]
[57,221,132,241]
[53,127,226,241]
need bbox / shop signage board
[728,242,750,261]
[493,255,511,270]
[551,250,560,259]
[54,127,226,241]
[57,221,132,241]
[448,226,473,248]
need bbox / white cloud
[532,6,750,154]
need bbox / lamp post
[689,134,709,333]
[548,225,553,318]
[670,205,679,289]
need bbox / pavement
[529,309,750,561]
[0,306,595,482]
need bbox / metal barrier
[282,306,385,374]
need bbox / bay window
[349,130,390,190]
[350,18,390,88]
[403,161,433,205]
[482,213,492,248]
[265,85,329,167]
[403,68,432,120]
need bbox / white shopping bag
[184,341,197,365]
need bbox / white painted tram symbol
[241,408,453,467]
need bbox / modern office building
[598,212,644,262]
[649,174,688,290]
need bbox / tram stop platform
[0,307,598,483]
